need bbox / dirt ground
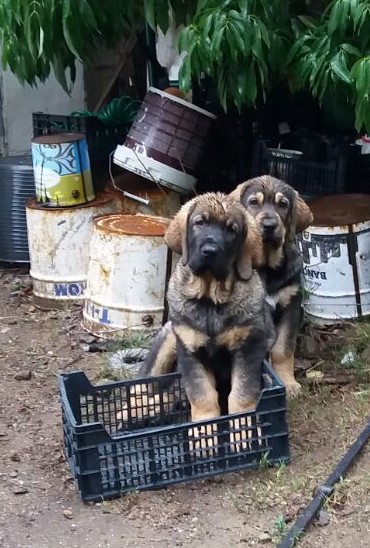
[1,266,370,548]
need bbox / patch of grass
[95,331,155,382]
[323,477,350,515]
[227,464,311,512]
[95,362,122,382]
[106,331,154,352]
[299,319,370,383]
[275,461,287,481]
[272,514,288,541]
[354,387,370,403]
[258,451,272,471]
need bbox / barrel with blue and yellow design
[31,133,95,207]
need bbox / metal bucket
[31,133,95,207]
[113,87,216,195]
[297,194,370,323]
[82,214,170,338]
[26,193,121,309]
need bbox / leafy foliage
[2,0,370,131]
[178,0,291,110]
[0,0,180,92]
[287,0,370,132]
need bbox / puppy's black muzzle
[194,238,224,273]
[201,243,219,258]
[188,229,230,280]
[260,216,282,246]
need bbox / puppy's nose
[201,244,218,257]
[262,218,278,232]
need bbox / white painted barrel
[297,194,370,323]
[26,193,121,309]
[82,214,170,338]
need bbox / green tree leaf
[330,52,353,84]
[341,43,362,57]
[245,62,257,103]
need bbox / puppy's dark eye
[226,223,238,234]
[248,196,259,206]
[278,199,289,209]
[193,217,204,226]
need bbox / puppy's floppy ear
[164,199,196,263]
[295,194,314,232]
[229,182,245,202]
[288,192,313,240]
[229,180,254,204]
[237,212,263,281]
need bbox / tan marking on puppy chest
[173,325,209,352]
[216,325,252,349]
[263,244,284,269]
[182,271,234,304]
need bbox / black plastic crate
[252,140,348,199]
[59,361,289,502]
[32,113,130,192]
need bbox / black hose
[277,417,370,548]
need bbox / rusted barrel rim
[93,213,170,236]
[309,193,370,227]
[31,133,86,144]
[26,191,116,211]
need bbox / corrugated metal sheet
[0,155,35,263]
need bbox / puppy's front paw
[284,379,302,398]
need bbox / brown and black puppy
[139,176,313,397]
[165,193,275,431]
[120,192,275,450]
[230,176,313,395]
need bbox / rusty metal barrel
[26,193,121,309]
[82,214,171,337]
[297,193,370,323]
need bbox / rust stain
[105,172,180,218]
[99,265,111,282]
[32,133,85,145]
[310,194,370,227]
[95,214,170,237]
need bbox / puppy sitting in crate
[229,176,313,395]
[117,192,276,450]
[139,177,313,397]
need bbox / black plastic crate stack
[252,139,349,199]
[59,361,289,502]
[32,113,130,192]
